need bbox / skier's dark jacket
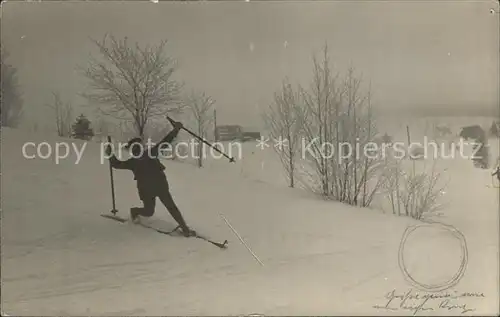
[109,127,180,200]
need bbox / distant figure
[459,125,485,142]
[104,117,196,237]
[381,132,393,145]
[408,145,425,160]
[492,166,500,183]
[435,125,452,137]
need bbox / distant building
[242,131,261,141]
[215,125,243,141]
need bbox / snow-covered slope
[1,126,498,316]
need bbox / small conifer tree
[72,114,95,140]
[489,121,498,137]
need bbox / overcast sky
[1,0,498,128]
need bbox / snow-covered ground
[1,119,499,316]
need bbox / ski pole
[167,116,235,162]
[107,136,119,215]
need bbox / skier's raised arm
[150,118,183,157]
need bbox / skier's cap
[124,137,143,149]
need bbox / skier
[492,165,500,183]
[104,117,196,237]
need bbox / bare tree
[45,92,73,137]
[144,118,167,141]
[1,48,23,128]
[297,45,339,197]
[282,44,384,207]
[185,90,215,167]
[262,79,304,188]
[117,119,136,142]
[80,34,183,139]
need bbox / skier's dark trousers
[105,119,195,237]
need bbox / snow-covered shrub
[264,44,385,207]
[381,155,448,220]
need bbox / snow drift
[1,126,498,316]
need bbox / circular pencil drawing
[398,221,468,292]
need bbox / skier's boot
[130,207,141,224]
[180,225,196,238]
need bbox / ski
[139,223,228,249]
[195,234,228,249]
[137,222,180,235]
[101,214,228,249]
[101,214,128,223]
